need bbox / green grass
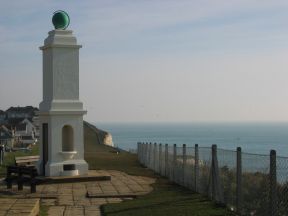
[84,121,155,177]
[102,178,234,216]
[39,205,48,216]
[84,123,235,216]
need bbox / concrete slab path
[0,170,155,216]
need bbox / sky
[1,0,288,123]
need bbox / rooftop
[6,106,38,113]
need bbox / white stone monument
[38,11,88,176]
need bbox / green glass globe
[52,10,70,30]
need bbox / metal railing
[137,142,288,216]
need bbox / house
[13,118,37,147]
[14,118,36,138]
[0,125,14,149]
[21,135,36,145]
[32,116,40,137]
[15,123,28,137]
[0,106,39,150]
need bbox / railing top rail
[138,141,288,159]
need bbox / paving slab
[0,211,7,216]
[41,198,56,206]
[0,198,39,216]
[84,206,101,216]
[64,206,84,216]
[90,198,107,206]
[74,198,91,206]
[48,206,65,216]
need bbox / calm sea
[95,122,288,157]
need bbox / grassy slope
[84,123,235,216]
[84,122,154,177]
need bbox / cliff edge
[84,121,114,147]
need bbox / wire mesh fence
[217,148,237,212]
[276,156,288,216]
[185,146,195,190]
[241,152,270,215]
[198,147,212,197]
[137,142,288,216]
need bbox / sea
[95,122,288,157]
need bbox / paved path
[0,170,155,216]
[0,198,39,216]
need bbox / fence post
[173,144,177,182]
[165,144,168,177]
[145,143,148,166]
[0,145,4,165]
[151,142,154,169]
[137,142,139,158]
[141,142,143,163]
[159,144,162,175]
[195,144,199,192]
[236,147,242,215]
[154,143,157,172]
[137,142,140,162]
[144,143,147,166]
[138,142,140,162]
[149,143,152,169]
[211,144,224,203]
[182,144,187,186]
[270,150,277,216]
[141,142,144,164]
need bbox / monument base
[44,159,88,177]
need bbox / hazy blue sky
[1,0,288,122]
